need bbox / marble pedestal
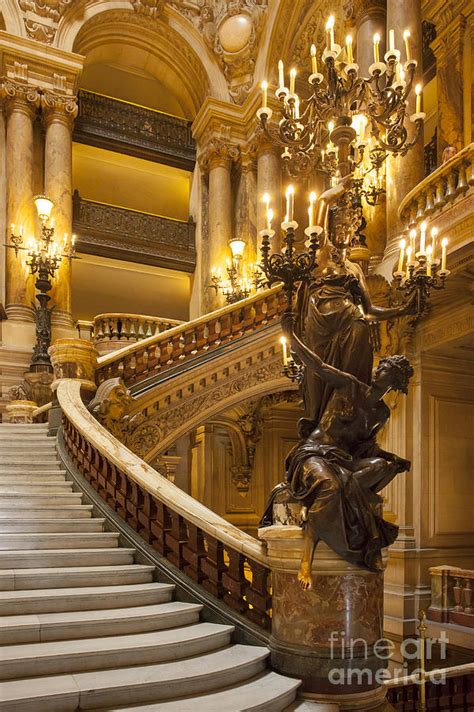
[5,400,37,423]
[259,516,394,711]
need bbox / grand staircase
[0,422,302,711]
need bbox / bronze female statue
[261,313,413,591]
[296,179,415,434]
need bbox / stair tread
[0,582,173,600]
[0,645,269,706]
[0,622,233,661]
[0,564,154,577]
[91,672,300,712]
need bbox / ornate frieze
[18,0,73,44]
[74,90,196,171]
[72,191,197,273]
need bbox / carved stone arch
[0,0,24,35]
[54,2,228,110]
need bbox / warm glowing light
[415,83,422,113]
[279,335,289,366]
[289,68,296,94]
[325,15,335,50]
[285,185,295,222]
[403,30,411,62]
[310,44,318,74]
[397,238,406,273]
[278,60,284,90]
[345,34,353,64]
[229,239,246,258]
[261,81,268,108]
[34,195,54,221]
[373,33,380,63]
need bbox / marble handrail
[427,565,473,628]
[95,285,286,388]
[398,142,474,227]
[57,378,272,629]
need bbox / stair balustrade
[88,313,182,355]
[399,142,474,228]
[95,285,285,388]
[58,379,272,632]
[427,565,474,629]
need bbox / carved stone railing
[91,313,182,355]
[72,191,196,272]
[386,663,474,710]
[399,142,474,228]
[58,379,272,631]
[74,90,196,171]
[427,565,473,629]
[95,286,286,389]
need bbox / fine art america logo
[327,630,449,686]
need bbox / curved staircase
[0,422,302,711]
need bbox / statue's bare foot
[297,562,313,590]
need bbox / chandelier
[257,18,425,181]
[7,196,77,371]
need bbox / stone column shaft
[381,0,423,276]
[3,82,40,318]
[42,93,78,327]
[257,143,281,253]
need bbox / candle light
[403,30,411,62]
[409,228,416,254]
[310,44,318,74]
[294,98,300,119]
[397,238,406,273]
[426,245,433,277]
[373,33,380,63]
[267,208,274,231]
[11,224,15,234]
[289,68,296,94]
[415,83,422,113]
[261,80,268,108]
[263,193,271,229]
[326,15,335,51]
[419,221,427,254]
[441,238,448,271]
[278,60,284,90]
[346,34,353,64]
[280,335,289,366]
[430,227,438,258]
[286,185,295,222]
[72,234,76,246]
[308,191,317,226]
[406,246,412,277]
[389,29,395,52]
[19,225,23,237]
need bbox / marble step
[0,505,93,519]
[0,439,56,447]
[0,564,155,593]
[0,623,234,679]
[0,518,104,532]
[0,493,84,506]
[0,644,269,711]
[0,474,68,483]
[0,425,48,432]
[0,452,59,461]
[0,532,119,550]
[0,548,135,569]
[0,462,64,472]
[0,601,202,645]
[94,671,301,712]
[0,483,73,493]
[0,582,173,615]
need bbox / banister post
[47,337,99,434]
[259,505,392,710]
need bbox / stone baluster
[42,92,78,329]
[3,80,40,319]
[380,0,424,278]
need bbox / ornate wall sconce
[209,238,265,304]
[6,195,77,372]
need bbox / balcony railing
[74,90,196,171]
[399,142,474,228]
[427,565,473,629]
[72,191,196,272]
[76,313,183,355]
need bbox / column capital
[1,79,40,119]
[198,138,240,171]
[354,0,386,24]
[41,91,78,129]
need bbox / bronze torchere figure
[261,313,413,590]
[295,178,416,435]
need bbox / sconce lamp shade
[229,239,246,258]
[34,195,54,221]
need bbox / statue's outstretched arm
[282,314,359,390]
[353,263,417,321]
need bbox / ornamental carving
[18,0,73,44]
[171,0,268,104]
[132,0,163,18]
[41,92,78,126]
[198,137,240,171]
[1,80,40,116]
[88,378,145,440]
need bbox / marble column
[3,81,40,319]
[381,0,423,278]
[200,140,238,310]
[0,100,6,309]
[235,148,258,265]
[355,0,387,268]
[257,139,281,253]
[42,92,78,328]
[431,13,467,156]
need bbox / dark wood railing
[386,666,474,711]
[95,285,286,388]
[74,90,196,171]
[72,191,196,272]
[59,379,272,630]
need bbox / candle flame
[261,80,268,90]
[415,83,422,95]
[420,220,427,231]
[441,237,448,247]
[431,227,438,237]
[326,15,334,30]
[403,29,410,39]
[286,185,294,195]
[309,191,317,202]
[279,336,287,345]
[399,238,406,248]
[373,33,380,43]
[311,44,316,56]
[346,34,352,45]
